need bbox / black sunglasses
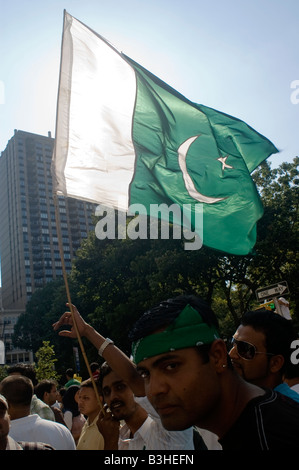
[229,337,274,361]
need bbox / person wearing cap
[53,302,196,450]
[53,296,299,450]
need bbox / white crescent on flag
[177,136,226,204]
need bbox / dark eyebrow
[103,379,125,390]
[137,353,183,372]
[112,379,125,386]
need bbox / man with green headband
[53,295,299,450]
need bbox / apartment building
[0,130,97,364]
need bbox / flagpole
[49,9,104,411]
[53,193,104,410]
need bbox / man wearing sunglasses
[229,309,299,403]
[53,296,299,450]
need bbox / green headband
[131,304,220,364]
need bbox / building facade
[0,130,97,364]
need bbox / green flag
[53,12,278,255]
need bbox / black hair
[62,385,80,417]
[8,363,38,386]
[35,379,57,400]
[128,295,236,369]
[241,309,297,373]
[90,362,100,373]
[79,378,102,393]
[98,362,113,392]
[0,376,33,407]
[129,294,219,342]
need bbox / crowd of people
[1,294,299,451]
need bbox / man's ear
[209,339,229,373]
[269,354,284,374]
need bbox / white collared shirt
[118,397,194,450]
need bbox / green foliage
[251,157,299,321]
[35,341,60,382]
[0,365,9,382]
[12,279,81,377]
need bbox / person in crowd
[53,303,198,449]
[7,363,55,421]
[53,297,299,450]
[229,309,299,402]
[0,393,54,450]
[90,362,101,381]
[65,368,81,388]
[35,379,66,423]
[76,378,105,450]
[55,387,66,412]
[277,297,292,320]
[97,361,198,450]
[62,385,86,444]
[0,375,76,450]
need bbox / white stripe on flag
[53,12,137,210]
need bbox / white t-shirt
[118,396,194,450]
[9,414,76,450]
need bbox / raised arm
[52,303,145,396]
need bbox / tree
[0,365,8,382]
[35,341,60,382]
[12,278,83,377]
[12,279,66,353]
[249,157,298,321]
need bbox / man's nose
[229,342,239,360]
[145,373,169,398]
[109,389,119,402]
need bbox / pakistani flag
[52,11,278,255]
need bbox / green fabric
[131,304,220,364]
[125,55,278,255]
[65,378,81,389]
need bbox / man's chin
[111,410,123,420]
[159,413,191,432]
[231,361,244,375]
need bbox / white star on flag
[217,156,233,171]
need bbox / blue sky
[0,0,298,167]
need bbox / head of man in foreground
[129,295,232,433]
